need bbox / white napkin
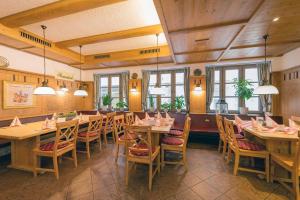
[135,115,143,125]
[265,114,279,128]
[10,116,22,127]
[235,115,244,125]
[289,119,300,130]
[51,113,57,120]
[145,112,150,120]
[166,112,171,119]
[157,112,162,119]
[96,111,101,116]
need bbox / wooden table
[0,116,92,172]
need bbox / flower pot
[177,109,181,113]
[239,107,248,115]
[102,105,108,111]
[120,108,124,112]
[150,107,154,112]
[164,109,168,113]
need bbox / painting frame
[3,81,37,109]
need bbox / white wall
[280,47,300,71]
[0,45,81,80]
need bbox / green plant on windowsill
[161,102,171,113]
[174,96,185,112]
[116,100,128,111]
[102,94,113,111]
[233,78,254,114]
[149,95,155,112]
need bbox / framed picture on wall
[3,81,36,109]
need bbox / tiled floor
[0,143,291,200]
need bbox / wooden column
[128,79,142,112]
[189,75,206,114]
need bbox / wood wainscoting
[273,66,300,124]
[0,68,94,120]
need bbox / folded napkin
[166,112,171,119]
[96,111,101,116]
[235,115,251,133]
[157,112,162,119]
[10,116,22,127]
[51,112,57,120]
[289,119,300,130]
[135,115,143,125]
[41,118,56,130]
[265,114,279,128]
[145,112,150,120]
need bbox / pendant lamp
[150,34,164,95]
[253,34,279,95]
[74,45,88,97]
[33,25,56,95]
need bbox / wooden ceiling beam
[0,0,125,27]
[217,0,266,62]
[0,23,82,62]
[169,19,249,35]
[56,24,163,47]
[85,45,170,64]
[153,0,177,63]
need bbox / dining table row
[0,111,191,191]
[216,114,300,199]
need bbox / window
[209,65,261,113]
[147,70,185,110]
[99,74,124,108]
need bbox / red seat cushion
[78,131,98,137]
[40,141,69,151]
[162,137,184,145]
[235,134,244,140]
[119,133,137,141]
[237,140,265,151]
[168,129,183,136]
[129,143,156,156]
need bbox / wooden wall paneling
[0,68,93,120]
[272,71,282,116]
[189,75,206,114]
[128,79,142,112]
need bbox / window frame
[209,64,262,114]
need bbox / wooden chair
[103,112,116,144]
[270,138,300,199]
[113,115,137,163]
[125,112,135,125]
[77,115,103,159]
[33,120,79,179]
[125,125,160,191]
[161,116,191,170]
[216,114,227,157]
[224,118,270,182]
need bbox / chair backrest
[113,115,125,139]
[183,116,191,149]
[125,125,152,160]
[125,112,135,125]
[224,118,239,151]
[216,114,226,141]
[55,119,79,150]
[104,112,116,131]
[87,115,103,134]
[293,138,300,171]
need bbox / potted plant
[233,78,254,115]
[149,95,155,112]
[174,96,185,112]
[102,94,113,111]
[116,100,128,111]
[161,102,171,113]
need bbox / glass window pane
[149,74,157,85]
[225,97,239,111]
[147,97,157,109]
[100,77,108,87]
[245,97,260,111]
[225,83,237,96]
[161,86,171,97]
[111,76,119,86]
[176,73,184,84]
[100,87,108,96]
[111,87,119,98]
[161,73,171,85]
[225,69,239,83]
[213,84,220,97]
[176,85,185,97]
[245,68,258,82]
[111,98,119,108]
[214,70,220,83]
[161,98,171,105]
[210,97,219,110]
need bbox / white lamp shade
[253,85,279,95]
[74,89,88,97]
[150,86,165,95]
[33,86,56,95]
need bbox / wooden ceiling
[0,0,300,69]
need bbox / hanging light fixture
[150,33,165,95]
[253,34,279,95]
[60,82,69,92]
[33,25,56,95]
[74,45,88,97]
